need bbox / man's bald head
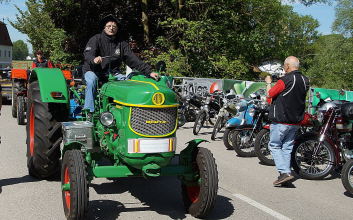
[284,56,300,73]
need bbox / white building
[0,21,13,69]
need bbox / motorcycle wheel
[178,114,186,128]
[193,111,206,135]
[291,133,335,180]
[223,128,236,150]
[232,130,256,157]
[341,159,353,195]
[211,116,223,140]
[254,129,274,166]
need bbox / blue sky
[0,0,337,53]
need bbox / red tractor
[11,68,28,125]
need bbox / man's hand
[93,56,103,64]
[265,75,272,84]
[149,72,159,80]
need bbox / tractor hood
[100,77,178,107]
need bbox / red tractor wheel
[61,149,89,220]
[181,147,218,218]
[26,81,67,179]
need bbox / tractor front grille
[130,107,177,136]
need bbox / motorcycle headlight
[249,108,256,117]
[317,111,324,123]
[100,111,115,127]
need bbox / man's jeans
[83,71,127,112]
[269,123,299,174]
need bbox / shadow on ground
[90,177,234,219]
[0,175,40,193]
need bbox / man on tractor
[32,50,53,68]
[82,14,159,115]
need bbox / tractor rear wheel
[181,147,218,218]
[61,149,89,220]
[17,96,26,125]
[26,81,67,179]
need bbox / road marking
[233,193,292,220]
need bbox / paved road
[0,104,352,220]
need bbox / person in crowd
[265,56,310,186]
[82,15,158,115]
[32,50,53,68]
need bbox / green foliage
[332,0,353,37]
[306,34,353,90]
[10,0,74,63]
[12,40,29,60]
[10,0,324,80]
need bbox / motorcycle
[177,92,202,127]
[192,91,222,135]
[210,92,238,140]
[292,100,353,180]
[254,112,318,166]
[223,98,268,157]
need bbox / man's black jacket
[83,31,152,76]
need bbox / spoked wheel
[61,150,89,220]
[211,116,224,140]
[193,111,207,135]
[291,133,335,180]
[254,129,274,166]
[232,130,256,157]
[341,159,353,195]
[223,128,236,150]
[181,147,218,218]
[17,96,26,125]
[178,113,186,128]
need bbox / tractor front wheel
[181,147,218,218]
[61,149,89,220]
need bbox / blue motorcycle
[223,98,268,157]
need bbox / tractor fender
[29,68,68,103]
[179,139,208,166]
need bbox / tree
[12,40,29,60]
[10,0,73,63]
[332,0,353,37]
[306,34,353,89]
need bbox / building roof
[0,21,13,46]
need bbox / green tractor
[26,66,218,219]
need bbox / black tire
[254,129,274,166]
[223,128,236,150]
[193,111,206,135]
[61,150,89,220]
[181,147,218,218]
[211,116,223,140]
[26,81,67,179]
[11,81,19,118]
[178,113,186,128]
[17,96,26,125]
[232,130,256,157]
[291,133,335,180]
[341,159,353,195]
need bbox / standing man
[32,50,53,68]
[82,15,158,114]
[265,56,309,186]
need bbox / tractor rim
[186,185,200,203]
[64,167,71,210]
[29,104,35,156]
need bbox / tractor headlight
[99,112,115,127]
